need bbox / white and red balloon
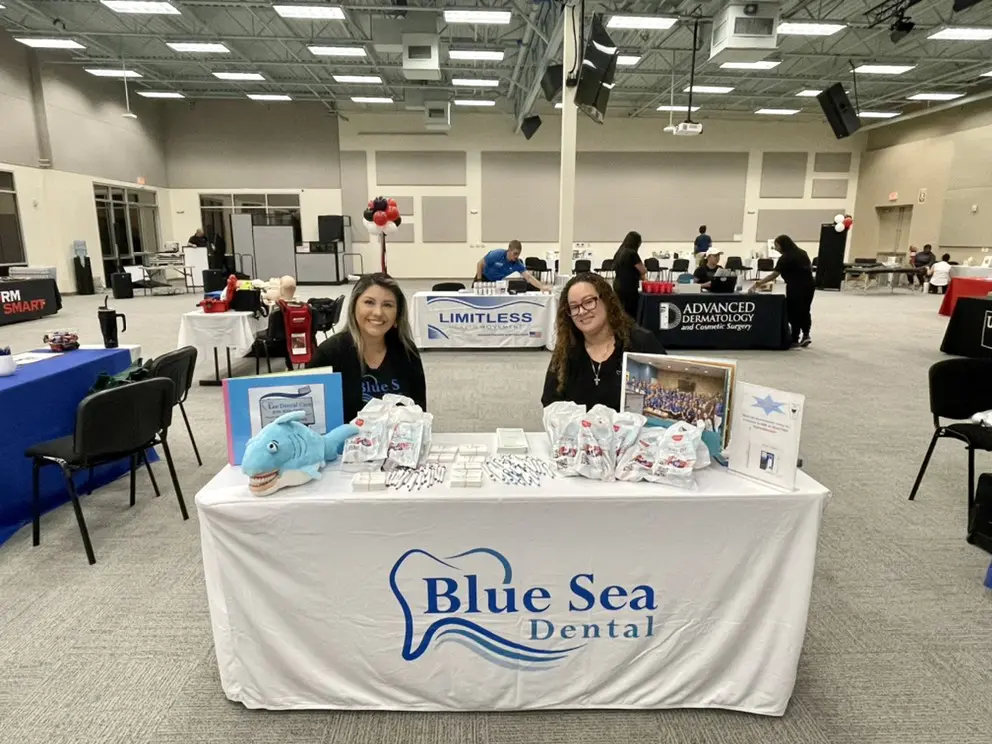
[363,196,402,235]
[834,213,853,233]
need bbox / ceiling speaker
[521,115,542,140]
[816,82,861,140]
[541,64,564,101]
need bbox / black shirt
[307,331,427,422]
[694,263,721,285]
[188,234,210,247]
[612,246,643,295]
[914,251,935,268]
[775,249,815,290]
[541,326,666,411]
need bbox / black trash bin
[202,269,227,293]
[111,272,134,300]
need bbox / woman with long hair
[750,234,815,347]
[542,272,664,411]
[309,273,426,421]
[612,230,648,320]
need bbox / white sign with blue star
[726,382,805,491]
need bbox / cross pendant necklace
[591,361,602,386]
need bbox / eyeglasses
[567,296,599,316]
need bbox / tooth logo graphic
[390,547,659,666]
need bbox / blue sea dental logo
[389,548,658,666]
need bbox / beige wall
[852,99,992,261]
[0,32,38,168]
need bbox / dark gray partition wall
[811,179,849,199]
[813,152,852,173]
[482,151,561,242]
[573,152,749,241]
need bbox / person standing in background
[749,234,815,348]
[612,231,647,320]
[694,225,712,262]
[188,228,209,247]
[912,244,936,288]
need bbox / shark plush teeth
[241,411,359,496]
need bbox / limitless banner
[412,293,553,349]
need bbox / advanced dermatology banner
[412,293,552,349]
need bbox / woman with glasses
[542,273,665,411]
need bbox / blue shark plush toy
[241,411,359,496]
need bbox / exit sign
[888,192,898,202]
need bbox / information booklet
[724,381,804,491]
[223,370,344,466]
[620,353,737,459]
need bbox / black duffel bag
[230,287,268,319]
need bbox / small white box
[438,452,457,463]
[458,444,489,456]
[368,472,387,491]
[351,473,369,492]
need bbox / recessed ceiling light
[756,108,799,115]
[351,96,393,104]
[121,111,138,119]
[272,4,344,19]
[213,71,265,81]
[928,27,992,41]
[554,102,563,109]
[444,10,511,25]
[137,91,185,98]
[167,42,229,53]
[908,92,965,101]
[777,22,846,36]
[720,60,780,70]
[308,45,365,57]
[854,64,915,75]
[453,99,496,107]
[14,38,85,49]
[683,85,734,94]
[100,1,179,14]
[333,74,382,84]
[617,55,641,66]
[248,94,292,101]
[657,104,700,112]
[452,78,500,87]
[796,89,821,97]
[982,70,992,77]
[449,49,505,61]
[858,111,900,118]
[607,15,677,30]
[85,68,142,78]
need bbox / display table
[197,432,829,716]
[177,309,267,385]
[940,297,992,358]
[411,291,554,350]
[843,265,920,292]
[637,292,790,350]
[939,277,992,317]
[0,278,61,326]
[949,266,992,280]
[0,348,134,545]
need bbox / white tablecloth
[196,433,829,715]
[177,309,266,372]
[949,266,992,279]
[411,291,554,350]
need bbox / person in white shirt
[927,253,952,294]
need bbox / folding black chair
[909,359,992,524]
[597,259,614,279]
[148,346,201,467]
[671,258,690,274]
[574,259,592,274]
[726,255,749,280]
[25,378,188,565]
[432,282,465,292]
[644,257,661,280]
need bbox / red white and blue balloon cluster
[833,213,853,233]
[363,196,402,236]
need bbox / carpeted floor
[0,280,989,744]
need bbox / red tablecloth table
[939,277,992,316]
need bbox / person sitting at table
[928,253,952,294]
[308,273,426,422]
[542,272,665,411]
[693,248,732,292]
[912,244,935,287]
[474,240,547,290]
[612,230,648,320]
[749,234,815,348]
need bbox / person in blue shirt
[475,240,547,290]
[693,225,712,259]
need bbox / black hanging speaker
[317,215,345,243]
[521,114,542,140]
[541,64,564,101]
[816,82,861,140]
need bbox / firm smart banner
[412,293,553,349]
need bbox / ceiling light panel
[796,89,821,97]
[453,99,496,107]
[684,85,734,94]
[351,96,393,104]
[213,71,264,81]
[617,55,641,66]
[100,1,179,14]
[777,22,845,36]
[928,27,992,41]
[308,45,365,57]
[333,74,382,84]
[85,68,142,78]
[452,78,500,87]
[756,108,799,115]
[167,42,229,53]
[858,111,900,118]
[657,105,700,112]
[449,49,505,61]
[273,4,344,19]
[14,38,85,49]
[720,60,780,70]
[444,10,511,25]
[248,94,292,101]
[855,64,915,75]
[982,70,992,77]
[554,102,563,108]
[607,16,677,30]
[908,92,965,101]
[137,91,185,98]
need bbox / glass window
[267,193,301,207]
[110,187,126,202]
[0,171,15,191]
[200,194,233,208]
[135,189,157,205]
[93,184,110,200]
[234,194,266,210]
